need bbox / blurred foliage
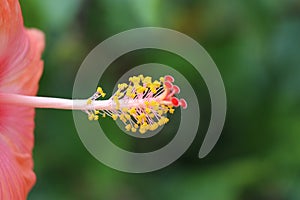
[18,0,300,199]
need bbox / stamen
[84,75,187,134]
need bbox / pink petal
[0,135,36,199]
[0,0,45,199]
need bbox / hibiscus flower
[0,1,187,199]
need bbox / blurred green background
[19,0,300,199]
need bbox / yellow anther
[115,91,121,97]
[129,108,136,115]
[169,108,175,114]
[114,96,119,102]
[157,110,163,116]
[87,99,92,105]
[158,117,169,125]
[139,74,145,81]
[162,105,169,114]
[96,87,106,97]
[120,114,128,123]
[143,76,152,84]
[136,116,142,124]
[159,77,165,82]
[125,114,131,120]
[118,93,124,98]
[97,87,103,94]
[94,110,100,115]
[88,114,95,121]
[118,83,128,90]
[125,124,131,131]
[136,114,146,124]
[112,114,118,121]
[122,108,128,112]
[102,113,106,118]
[131,76,140,85]
[141,122,148,128]
[136,86,146,94]
[139,128,146,134]
[126,91,132,97]
[127,85,133,90]
[130,93,136,99]
[134,124,139,129]
[150,100,159,107]
[149,125,155,131]
[143,76,152,87]
[150,123,158,131]
[145,107,151,114]
[163,117,169,124]
[131,127,137,133]
[150,85,157,94]
[158,119,164,126]
[113,96,120,109]
[153,80,161,87]
[153,105,160,111]
[94,115,99,121]
[138,113,146,121]
[144,101,150,107]
[120,114,125,121]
